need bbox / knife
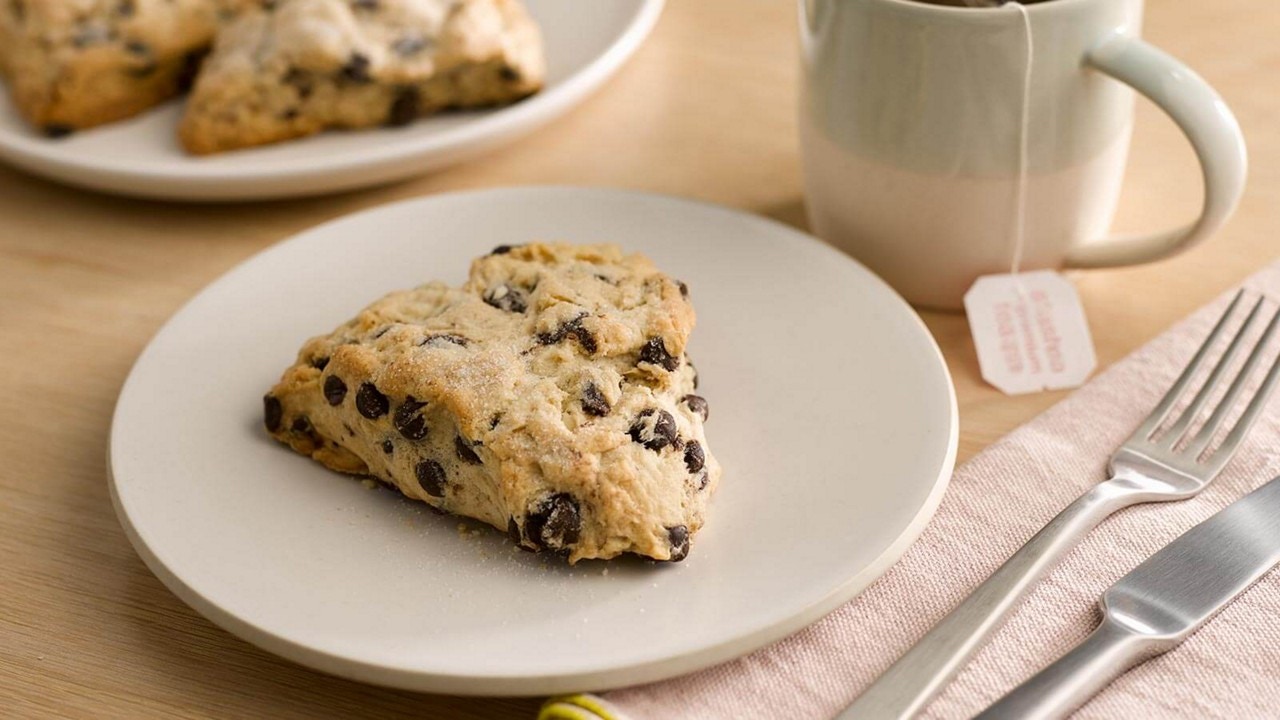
[976,474,1280,720]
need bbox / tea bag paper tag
[964,271,1096,395]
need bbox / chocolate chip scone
[0,0,248,135]
[264,243,720,564]
[178,0,544,154]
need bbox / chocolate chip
[393,396,428,440]
[677,280,689,297]
[666,525,690,562]
[682,394,709,422]
[695,471,710,491]
[525,493,581,549]
[537,313,597,354]
[356,382,389,418]
[340,52,372,83]
[392,35,429,56]
[639,337,679,371]
[484,284,527,313]
[420,333,468,347]
[507,517,521,544]
[455,435,481,464]
[263,395,283,432]
[283,67,313,98]
[323,375,347,406]
[574,327,598,354]
[683,440,705,473]
[387,86,419,127]
[415,459,446,497]
[489,414,502,430]
[311,356,330,370]
[381,439,394,454]
[581,382,610,417]
[43,124,73,139]
[689,358,699,389]
[629,409,678,451]
[490,244,515,255]
[291,416,311,433]
[498,65,521,82]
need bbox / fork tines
[1132,290,1280,468]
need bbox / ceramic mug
[799,0,1246,310]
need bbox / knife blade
[978,474,1280,720]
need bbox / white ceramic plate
[0,1,662,201]
[109,187,957,695]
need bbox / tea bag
[963,0,1097,394]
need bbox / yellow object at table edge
[539,694,622,720]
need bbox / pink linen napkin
[547,264,1280,720]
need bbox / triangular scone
[179,0,544,154]
[0,0,248,134]
[264,243,721,564]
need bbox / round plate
[0,1,662,201]
[109,187,957,695]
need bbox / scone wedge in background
[179,0,545,154]
[263,243,720,564]
[0,0,248,134]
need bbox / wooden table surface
[2,0,1276,717]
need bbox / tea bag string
[962,1,1033,292]
[1008,1,1032,285]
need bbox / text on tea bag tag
[964,2,1097,395]
[965,272,1096,394]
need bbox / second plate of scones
[180,0,546,153]
[0,0,664,199]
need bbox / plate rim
[108,185,959,695]
[0,0,665,200]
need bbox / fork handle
[836,479,1146,720]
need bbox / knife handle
[837,479,1147,720]
[975,616,1177,720]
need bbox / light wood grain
[2,0,1277,717]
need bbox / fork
[839,290,1280,720]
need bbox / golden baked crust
[264,243,720,564]
[179,0,544,154]
[0,0,248,133]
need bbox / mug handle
[1064,33,1247,269]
